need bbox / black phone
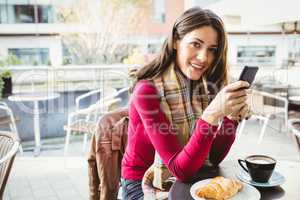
[238,66,258,87]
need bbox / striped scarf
[142,62,210,193]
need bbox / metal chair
[64,87,128,155]
[0,131,19,199]
[237,90,288,144]
[288,118,300,153]
[0,102,22,154]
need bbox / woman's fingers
[228,95,247,106]
[239,104,249,119]
[225,81,249,92]
[231,101,247,113]
[228,89,247,99]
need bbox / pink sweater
[121,80,237,182]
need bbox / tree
[58,0,151,64]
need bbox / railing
[6,64,131,93]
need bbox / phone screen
[238,66,258,86]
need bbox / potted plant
[0,54,20,98]
[0,70,12,98]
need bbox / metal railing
[6,64,131,93]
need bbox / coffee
[247,156,275,165]
[238,155,276,183]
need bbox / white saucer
[236,170,285,187]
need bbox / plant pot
[2,77,12,97]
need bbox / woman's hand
[202,81,249,125]
[227,103,251,122]
[227,89,252,122]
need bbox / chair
[64,87,128,155]
[288,118,300,153]
[237,90,288,144]
[0,102,22,154]
[0,131,19,199]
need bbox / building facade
[0,0,299,73]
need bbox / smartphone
[238,66,258,87]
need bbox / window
[152,0,165,23]
[237,46,276,65]
[287,37,300,65]
[8,48,50,65]
[37,5,54,23]
[0,3,54,24]
[62,45,74,65]
[14,5,35,23]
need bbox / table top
[8,92,60,102]
[169,160,300,200]
[289,96,300,103]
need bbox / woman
[101,7,250,200]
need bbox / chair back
[288,119,300,152]
[250,90,265,115]
[250,90,288,116]
[0,131,19,198]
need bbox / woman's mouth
[190,63,205,70]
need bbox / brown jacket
[87,117,128,200]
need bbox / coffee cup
[238,155,276,183]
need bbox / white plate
[190,178,261,200]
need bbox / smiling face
[174,25,218,80]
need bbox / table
[169,160,300,200]
[8,92,60,156]
[289,96,300,105]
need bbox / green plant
[0,54,20,78]
[1,70,11,78]
[0,77,4,98]
[0,54,19,98]
[5,54,21,65]
[33,60,38,66]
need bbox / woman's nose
[196,49,207,62]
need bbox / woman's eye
[209,48,218,54]
[191,42,201,48]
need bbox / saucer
[236,170,285,187]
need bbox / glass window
[0,4,16,23]
[237,45,276,65]
[62,45,75,65]
[287,37,300,65]
[37,5,54,23]
[8,48,50,65]
[152,0,165,23]
[14,5,35,23]
[0,3,54,24]
[0,4,7,23]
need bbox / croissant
[196,176,243,200]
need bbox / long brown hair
[132,7,228,92]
